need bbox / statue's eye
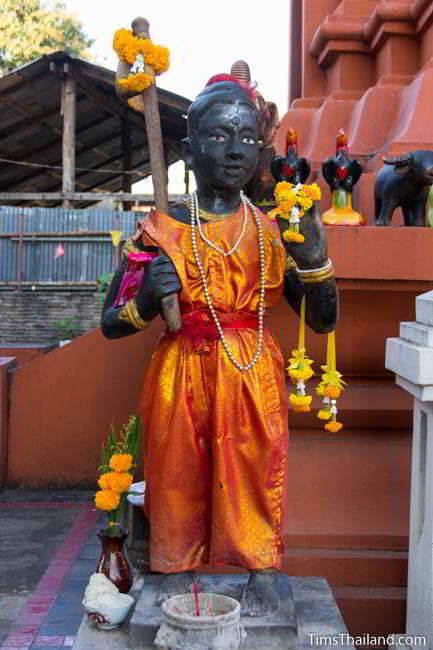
[210,134,226,142]
[243,136,257,145]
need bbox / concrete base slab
[130,574,297,650]
[73,574,348,650]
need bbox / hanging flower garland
[113,28,169,93]
[287,300,346,430]
[287,296,315,412]
[316,331,346,432]
[269,181,321,243]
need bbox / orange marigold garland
[95,416,141,535]
[316,331,346,432]
[269,181,321,243]
[113,28,169,94]
[287,295,315,412]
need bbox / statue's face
[184,102,259,191]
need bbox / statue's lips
[223,165,246,174]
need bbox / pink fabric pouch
[114,251,158,307]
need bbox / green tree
[0,0,94,75]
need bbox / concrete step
[281,547,408,587]
[333,586,407,637]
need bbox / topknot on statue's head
[187,75,259,136]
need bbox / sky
[63,0,291,192]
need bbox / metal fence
[0,206,141,289]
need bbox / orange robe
[138,206,288,573]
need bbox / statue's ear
[266,102,279,127]
[181,137,193,169]
[394,164,411,175]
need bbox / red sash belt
[165,309,258,351]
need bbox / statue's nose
[225,139,244,160]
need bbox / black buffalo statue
[375,150,433,226]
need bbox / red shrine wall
[281,0,433,225]
[279,0,433,635]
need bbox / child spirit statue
[101,77,338,616]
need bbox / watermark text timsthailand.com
[308,634,427,646]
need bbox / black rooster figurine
[271,127,311,185]
[322,129,365,225]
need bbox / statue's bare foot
[241,569,279,617]
[156,571,195,606]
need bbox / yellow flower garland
[316,331,346,432]
[288,296,315,412]
[269,181,321,244]
[117,73,154,93]
[113,28,169,94]
[113,29,169,72]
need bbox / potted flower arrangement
[94,415,141,593]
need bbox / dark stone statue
[271,127,311,185]
[101,78,338,617]
[374,150,433,226]
[229,60,281,210]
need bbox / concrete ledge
[416,290,433,327]
[396,376,433,402]
[385,338,433,385]
[72,576,349,650]
[400,322,433,348]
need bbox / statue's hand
[136,253,182,321]
[277,203,328,270]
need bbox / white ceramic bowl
[83,593,134,630]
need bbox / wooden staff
[122,17,181,332]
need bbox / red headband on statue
[205,74,257,101]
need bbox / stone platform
[73,574,349,650]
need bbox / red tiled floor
[8,625,39,635]
[2,636,33,647]
[3,506,98,649]
[33,637,65,647]
[25,597,55,607]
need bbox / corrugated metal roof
[0,51,191,207]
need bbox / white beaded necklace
[193,191,248,256]
[189,191,266,372]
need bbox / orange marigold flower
[98,472,133,493]
[288,366,314,382]
[325,421,343,433]
[109,472,133,493]
[324,385,341,399]
[95,489,120,511]
[289,394,312,407]
[109,453,133,472]
[118,73,154,93]
[98,473,111,490]
[317,409,332,420]
[293,405,311,413]
[303,183,321,201]
[283,230,305,244]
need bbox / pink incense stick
[192,582,200,616]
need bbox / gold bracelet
[284,254,298,272]
[297,259,335,284]
[118,299,150,330]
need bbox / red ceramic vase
[95,528,133,594]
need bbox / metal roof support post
[61,65,76,209]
